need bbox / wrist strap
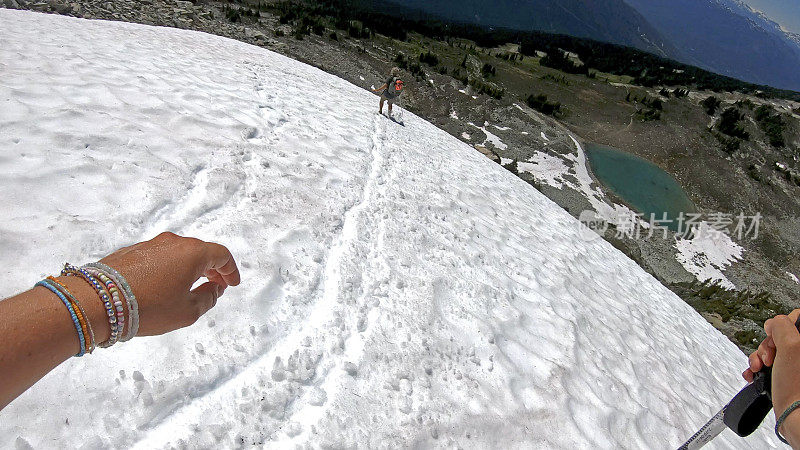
[776,400,800,445]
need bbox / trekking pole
[395,95,405,124]
[677,316,800,449]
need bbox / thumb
[767,315,800,349]
[190,281,225,317]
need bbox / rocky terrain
[3,0,799,353]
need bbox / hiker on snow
[372,67,404,116]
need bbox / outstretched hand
[99,232,240,336]
[743,309,800,444]
[0,232,241,410]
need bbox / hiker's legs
[388,100,393,114]
[379,98,385,114]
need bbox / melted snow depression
[0,9,779,449]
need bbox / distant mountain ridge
[717,0,800,57]
[385,0,800,91]
[787,32,800,51]
[380,0,676,57]
[623,0,800,91]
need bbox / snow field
[468,121,508,151]
[0,9,779,449]
[516,136,639,226]
[675,223,744,289]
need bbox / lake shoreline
[584,142,697,230]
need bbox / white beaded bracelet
[85,262,139,342]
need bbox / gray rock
[342,361,358,376]
[48,0,71,14]
[244,28,265,40]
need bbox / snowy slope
[0,9,778,449]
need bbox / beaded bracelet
[70,264,121,347]
[62,264,121,348]
[36,279,87,356]
[46,276,96,354]
[83,267,125,342]
[776,400,800,445]
[85,262,139,342]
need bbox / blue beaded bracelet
[36,279,87,357]
[62,264,120,348]
[46,276,96,354]
[776,400,800,445]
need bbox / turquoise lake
[585,143,696,229]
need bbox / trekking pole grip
[724,315,800,437]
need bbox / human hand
[743,309,800,443]
[97,232,240,336]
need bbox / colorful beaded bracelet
[85,262,139,342]
[46,276,96,354]
[84,267,125,341]
[62,264,121,348]
[36,279,87,356]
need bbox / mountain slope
[718,0,800,59]
[622,0,800,91]
[383,0,800,91]
[379,0,675,57]
[0,9,778,448]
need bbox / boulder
[244,28,266,40]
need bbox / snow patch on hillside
[517,152,570,186]
[467,121,508,150]
[675,223,744,289]
[517,137,637,225]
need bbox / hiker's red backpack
[393,79,404,94]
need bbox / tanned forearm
[0,276,110,409]
[0,232,240,412]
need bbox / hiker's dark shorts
[381,91,396,103]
